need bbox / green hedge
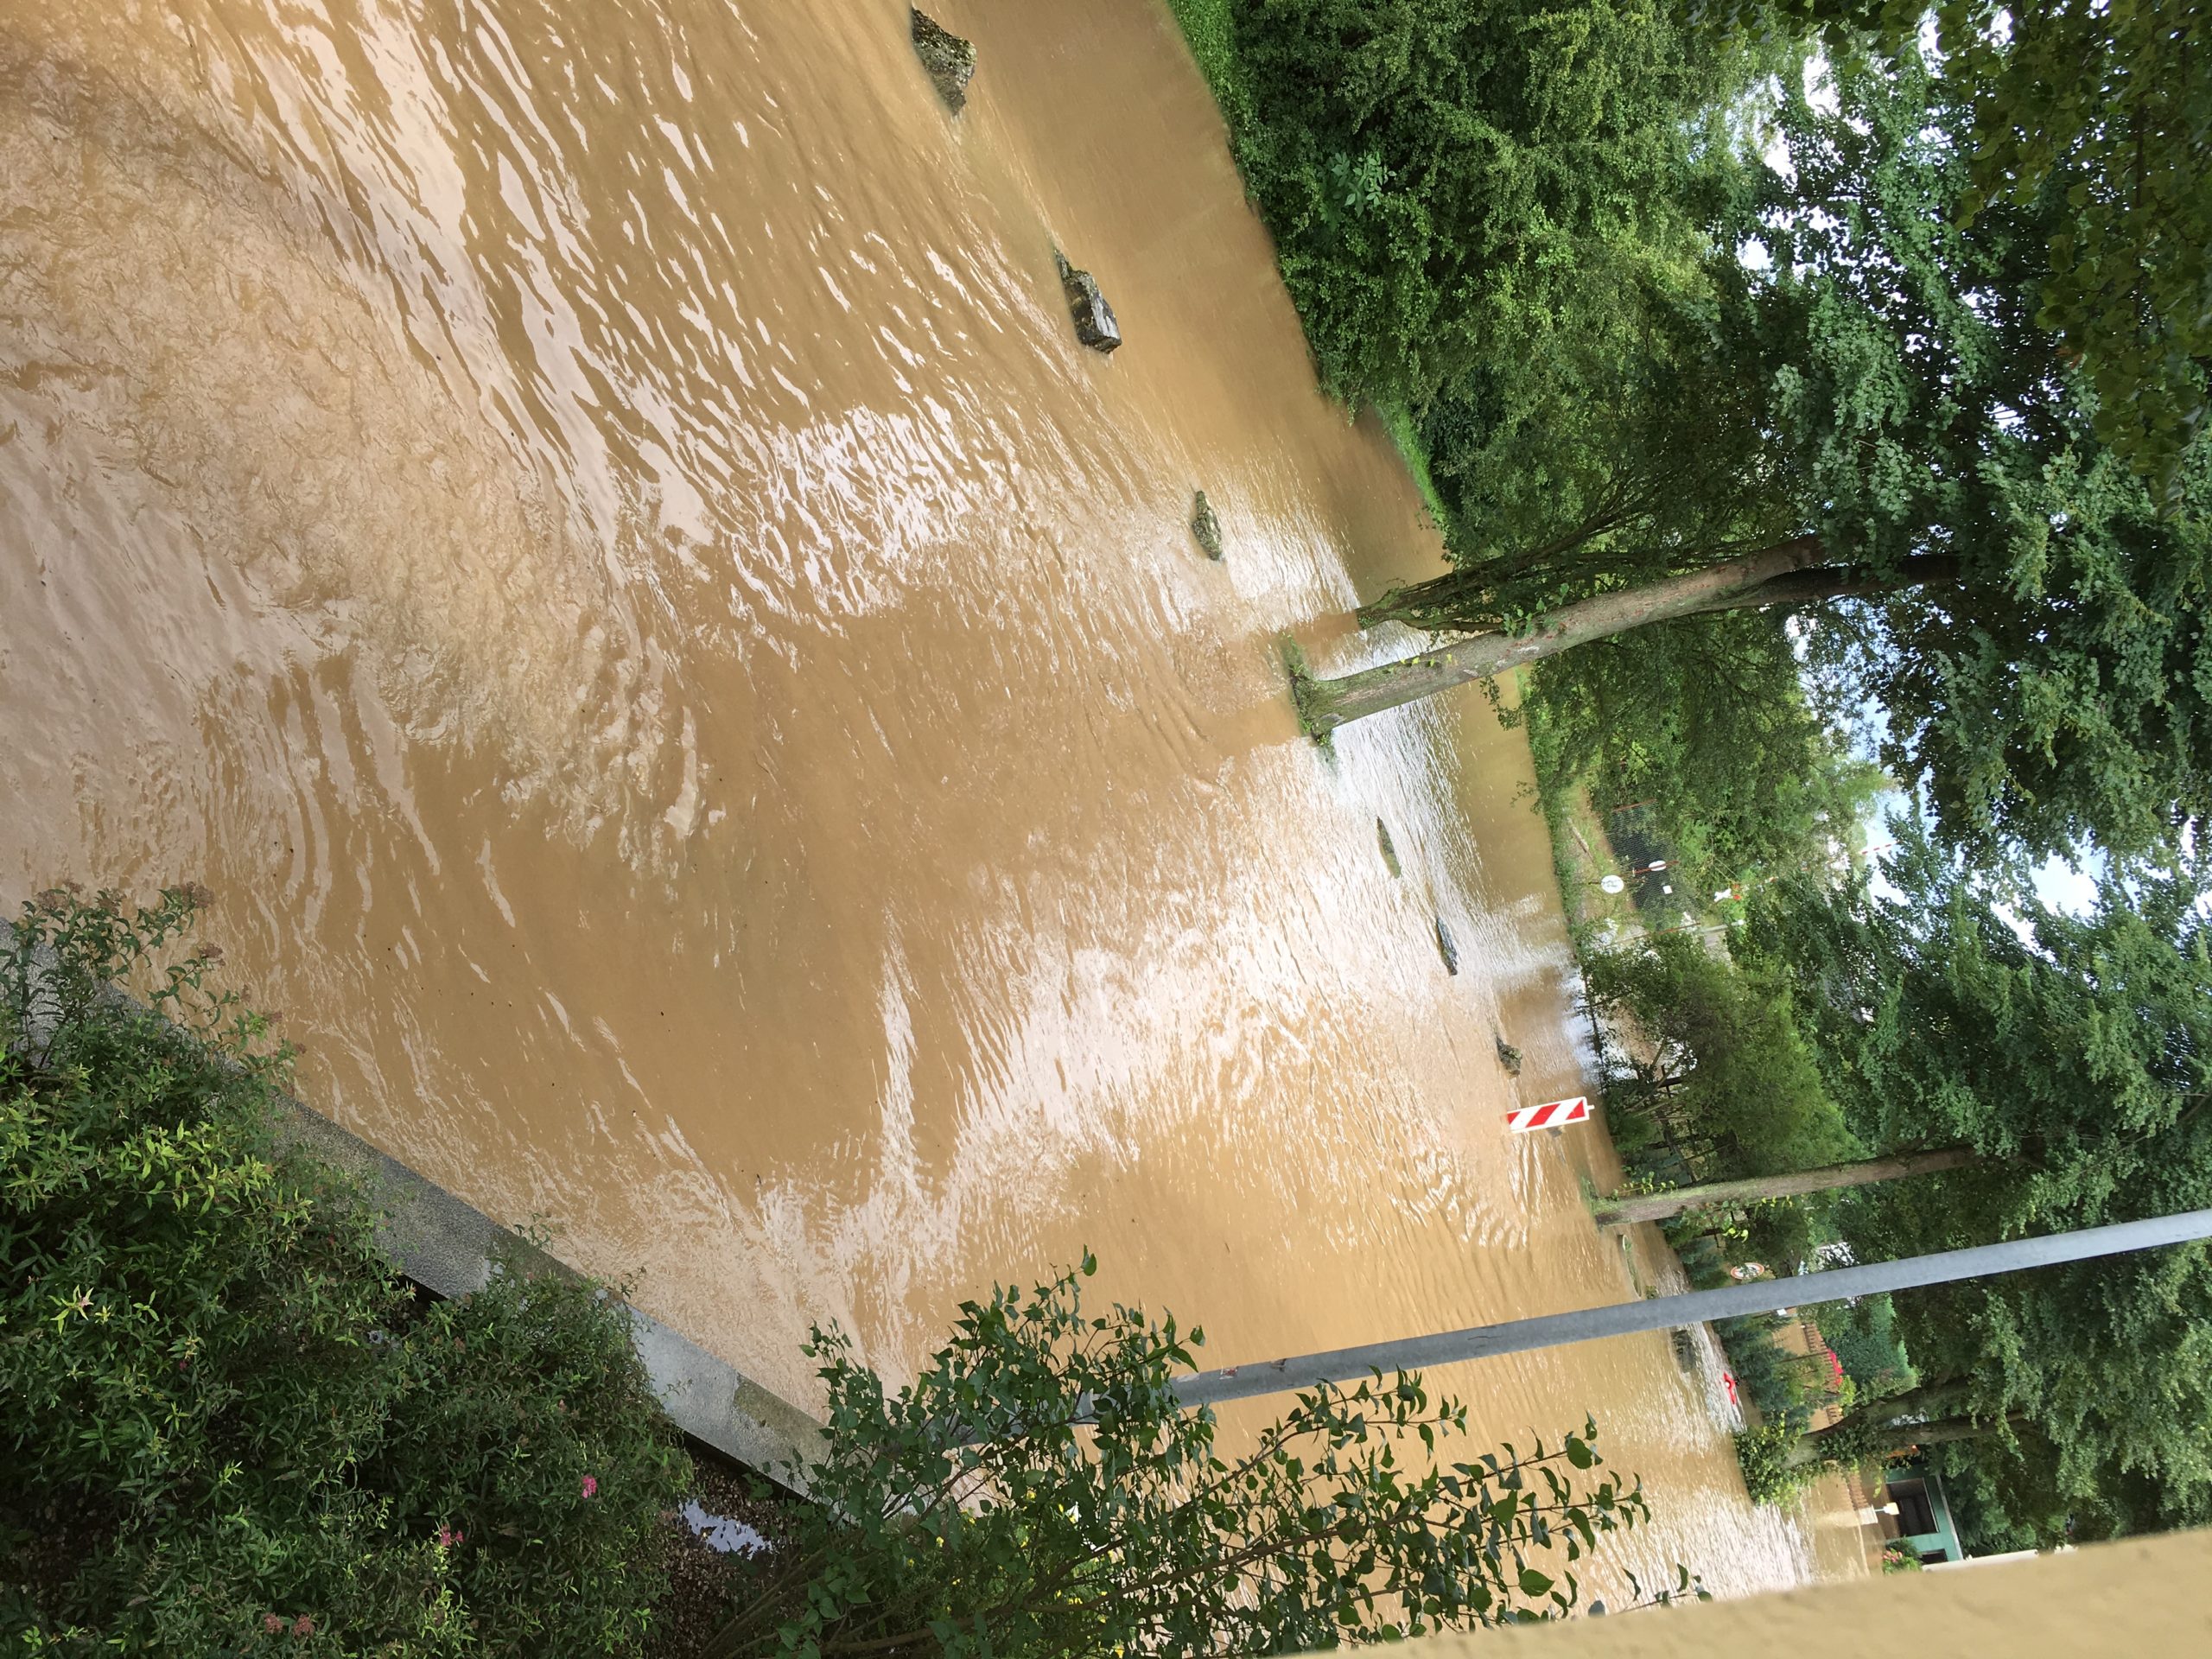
[1,888,689,1655]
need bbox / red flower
[581,1474,599,1499]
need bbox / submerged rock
[1053,249,1122,353]
[1433,916,1460,976]
[1376,817,1402,878]
[1190,490,1224,560]
[1669,1327,1700,1374]
[910,10,976,112]
[1494,1033,1523,1076]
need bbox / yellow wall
[1401,1529,2212,1657]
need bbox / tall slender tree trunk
[1591,1147,1980,1226]
[1787,1414,2012,1468]
[1295,543,1962,734]
[1846,1381,1976,1426]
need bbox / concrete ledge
[277,1103,826,1492]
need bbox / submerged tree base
[1279,636,1337,753]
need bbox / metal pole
[1168,1208,2212,1412]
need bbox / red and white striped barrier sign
[1505,1096,1590,1133]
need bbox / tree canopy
[1351,55,2212,867]
[1690,0,2212,493]
[1522,607,1888,886]
[1226,0,1739,409]
[1584,930,1858,1177]
[1742,832,2212,1512]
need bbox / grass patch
[1380,404,1452,531]
[1155,0,1257,135]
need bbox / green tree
[1692,0,2212,493]
[1739,835,2212,1516]
[1520,607,1889,886]
[703,1262,1698,1657]
[1224,0,1740,411]
[1583,930,1858,1179]
[1303,58,2212,868]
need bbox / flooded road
[0,0,1867,1596]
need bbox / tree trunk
[1297,544,1963,734]
[1786,1414,2013,1468]
[1592,1146,1980,1226]
[1803,1381,1975,1436]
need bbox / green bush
[1581,932,1856,1179]
[0,887,688,1655]
[1731,1425,1813,1506]
[1812,1295,1917,1405]
[1711,1316,1802,1430]
[701,1261,1702,1656]
[1222,0,1721,413]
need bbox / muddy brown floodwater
[1,0,1872,1599]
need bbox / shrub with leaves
[704,1260,1698,1657]
[0,886,688,1655]
[1220,0,1731,414]
[1731,1425,1815,1506]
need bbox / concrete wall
[1408,1529,2212,1656]
[278,1102,826,1491]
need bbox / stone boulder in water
[1376,818,1402,877]
[1190,490,1224,559]
[911,10,976,112]
[1053,250,1122,353]
[1434,917,1460,976]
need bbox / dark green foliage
[703,1262,1697,1657]
[0,888,688,1655]
[1217,0,1734,411]
[1395,54,2212,871]
[1744,836,2212,1526]
[1738,1195,1825,1272]
[1760,59,2212,866]
[1951,0,2212,497]
[1929,1432,2212,1554]
[1711,1317,1803,1429]
[1690,0,2212,494]
[1812,1294,1916,1403]
[1582,931,1856,1179]
[1522,609,1888,889]
[1401,246,1785,626]
[1177,0,2207,872]
[1731,1424,1812,1504]
[1745,832,2212,1232]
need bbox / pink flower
[436,1524,465,1548]
[292,1615,315,1637]
[581,1474,599,1499]
[264,1614,285,1635]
